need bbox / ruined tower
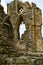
[0,0,43,65]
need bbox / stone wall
[7,0,42,51]
[0,0,43,65]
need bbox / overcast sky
[1,0,43,37]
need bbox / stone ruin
[0,0,43,65]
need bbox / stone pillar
[15,0,19,13]
[34,8,42,51]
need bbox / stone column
[15,0,19,13]
[34,8,42,51]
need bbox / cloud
[1,0,13,13]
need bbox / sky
[1,0,43,37]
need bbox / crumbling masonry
[0,0,43,65]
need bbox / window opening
[19,22,26,39]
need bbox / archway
[16,14,27,40]
[4,16,14,41]
[16,13,32,40]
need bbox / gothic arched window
[3,17,14,41]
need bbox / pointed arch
[3,16,14,41]
[15,13,31,40]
